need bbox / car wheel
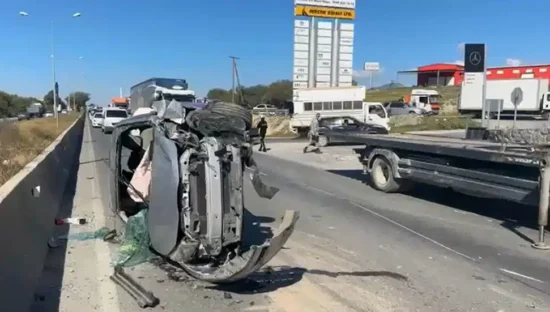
[204,101,253,130]
[369,157,402,193]
[318,135,329,147]
[408,111,417,114]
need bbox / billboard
[294,0,356,9]
[292,0,357,90]
[295,6,355,20]
[364,62,380,71]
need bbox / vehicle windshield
[429,95,440,104]
[155,78,188,90]
[94,113,103,118]
[163,93,196,102]
[105,110,128,118]
[369,105,387,118]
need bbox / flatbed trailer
[327,130,550,249]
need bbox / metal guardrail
[252,109,289,117]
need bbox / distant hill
[375,82,405,90]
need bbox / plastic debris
[65,227,114,241]
[55,217,87,225]
[113,209,155,267]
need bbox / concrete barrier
[0,115,85,311]
[487,128,550,144]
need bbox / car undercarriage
[109,100,299,283]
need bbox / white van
[102,108,128,134]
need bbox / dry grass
[0,114,80,185]
[390,115,480,133]
[364,85,460,103]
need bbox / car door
[341,117,361,132]
[320,118,342,142]
[389,102,406,116]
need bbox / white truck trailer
[290,86,388,132]
[458,78,550,118]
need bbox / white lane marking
[245,166,267,176]
[86,122,121,312]
[306,185,335,196]
[304,183,478,262]
[499,268,545,284]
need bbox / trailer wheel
[370,157,401,193]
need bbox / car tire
[369,156,402,193]
[408,111,417,114]
[543,112,550,120]
[204,101,253,130]
[318,135,329,147]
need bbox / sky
[0,0,549,104]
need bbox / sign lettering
[295,5,355,20]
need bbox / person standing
[303,113,322,153]
[257,116,268,152]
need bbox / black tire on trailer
[204,101,253,130]
[369,156,402,193]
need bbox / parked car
[317,116,389,147]
[102,108,128,134]
[383,101,423,116]
[17,113,29,121]
[91,112,104,128]
[252,104,278,116]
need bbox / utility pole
[229,56,239,103]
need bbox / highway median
[0,113,84,311]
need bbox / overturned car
[109,99,299,283]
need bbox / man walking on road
[257,116,268,152]
[303,113,322,154]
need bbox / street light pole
[19,11,82,128]
[78,56,84,111]
[50,20,58,128]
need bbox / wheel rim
[372,161,390,186]
[319,136,328,146]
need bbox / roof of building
[399,63,550,74]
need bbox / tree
[0,91,41,117]
[65,91,90,111]
[261,80,292,108]
[43,90,65,111]
[206,80,292,108]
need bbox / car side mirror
[154,91,162,101]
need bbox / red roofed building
[398,63,550,86]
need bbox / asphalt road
[38,120,550,311]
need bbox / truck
[289,86,389,133]
[458,78,550,118]
[325,129,550,246]
[26,103,45,118]
[403,88,441,113]
[129,78,195,115]
[111,97,129,111]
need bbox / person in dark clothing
[257,117,268,152]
